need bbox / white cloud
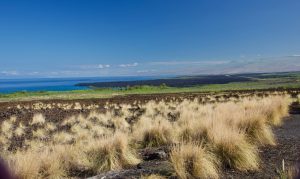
[3,55,300,78]
[97,64,110,69]
[78,64,110,69]
[49,71,59,75]
[149,60,230,66]
[137,70,149,73]
[119,62,138,67]
[1,70,19,76]
[137,69,157,73]
[28,71,39,75]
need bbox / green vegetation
[1,72,300,102]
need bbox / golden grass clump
[1,120,13,135]
[9,116,17,123]
[53,132,74,144]
[90,125,110,138]
[61,116,78,126]
[7,143,91,179]
[208,122,259,171]
[133,117,175,148]
[74,102,82,110]
[89,111,131,132]
[7,146,66,179]
[237,113,276,146]
[50,144,91,176]
[177,122,207,143]
[176,116,211,143]
[31,113,46,125]
[260,95,291,126]
[85,132,140,173]
[0,116,16,143]
[32,128,48,139]
[77,114,94,129]
[215,100,275,146]
[71,125,91,141]
[170,142,220,179]
[112,116,130,131]
[45,122,57,132]
[15,123,26,137]
[0,136,9,150]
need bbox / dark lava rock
[89,161,175,179]
[143,150,167,161]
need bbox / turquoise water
[0,76,157,94]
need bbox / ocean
[0,76,158,94]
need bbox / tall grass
[85,132,140,173]
[0,94,292,178]
[170,142,220,179]
[133,116,175,148]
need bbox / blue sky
[0,0,300,78]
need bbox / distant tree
[160,83,168,89]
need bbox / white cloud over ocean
[1,55,300,78]
[1,70,19,76]
[119,62,138,68]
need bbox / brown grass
[170,142,220,179]
[0,93,292,178]
[15,122,26,137]
[7,146,66,179]
[208,123,260,171]
[31,113,46,126]
[133,116,175,148]
[85,132,140,173]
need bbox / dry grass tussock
[5,133,139,178]
[31,113,46,125]
[207,122,260,171]
[85,132,140,173]
[170,142,220,179]
[6,143,90,179]
[133,116,175,148]
[0,94,292,178]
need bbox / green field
[1,72,300,102]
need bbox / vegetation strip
[0,93,295,178]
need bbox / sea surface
[0,76,158,94]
